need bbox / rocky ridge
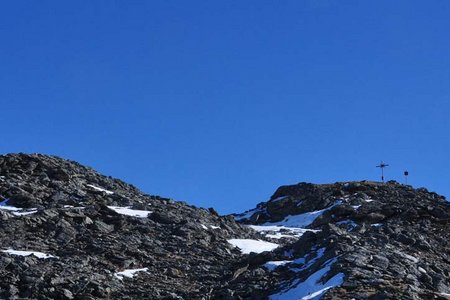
[0,153,449,300]
[0,154,260,299]
[230,181,450,299]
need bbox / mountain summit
[0,154,449,299]
[232,181,450,299]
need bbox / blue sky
[1,1,449,213]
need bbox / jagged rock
[231,180,450,299]
[0,153,258,299]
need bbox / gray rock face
[0,154,259,299]
[1,154,449,299]
[231,181,450,299]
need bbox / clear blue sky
[1,1,449,213]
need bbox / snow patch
[11,209,38,216]
[270,196,289,202]
[228,239,279,254]
[200,224,220,230]
[262,203,339,228]
[264,260,293,271]
[266,233,294,239]
[114,268,148,280]
[2,249,56,259]
[64,205,85,209]
[0,199,22,211]
[270,258,344,300]
[107,206,152,218]
[291,248,326,272]
[0,199,38,216]
[86,184,114,195]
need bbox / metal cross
[376,161,389,183]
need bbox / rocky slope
[0,153,449,300]
[231,182,450,299]
[0,154,260,299]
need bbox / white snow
[199,223,220,230]
[200,224,220,229]
[235,201,338,226]
[270,196,289,202]
[1,249,56,259]
[11,209,38,216]
[0,199,38,216]
[364,199,375,203]
[291,248,326,272]
[371,223,383,227]
[228,239,279,254]
[107,206,152,218]
[0,200,21,211]
[266,233,296,239]
[264,260,293,271]
[114,268,148,280]
[64,205,85,209]
[261,203,339,228]
[232,201,345,298]
[248,225,317,234]
[300,285,337,300]
[86,184,114,195]
[270,258,344,300]
[265,210,323,228]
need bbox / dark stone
[371,255,390,270]
[395,233,416,245]
[0,154,449,300]
[150,212,181,224]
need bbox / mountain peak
[231,181,450,299]
[0,154,449,299]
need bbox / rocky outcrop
[230,181,450,299]
[0,154,259,299]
